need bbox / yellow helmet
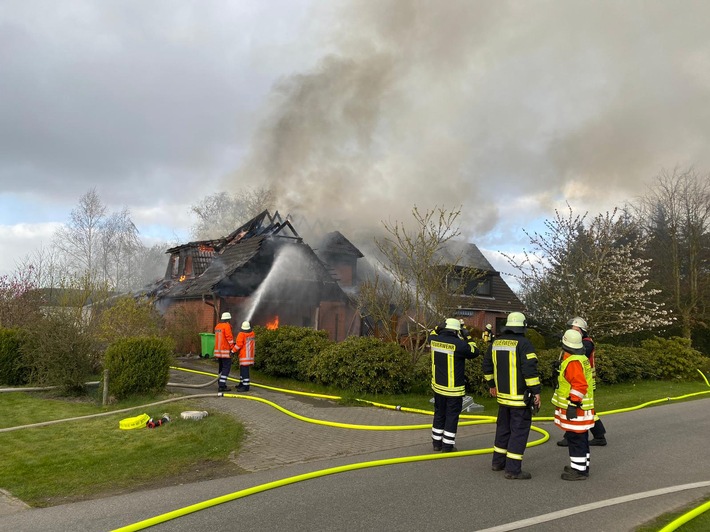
[505,312,526,331]
[444,318,461,331]
[562,329,585,355]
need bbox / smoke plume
[226,0,710,249]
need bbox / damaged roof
[145,210,343,300]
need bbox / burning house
[144,208,522,349]
[146,210,363,343]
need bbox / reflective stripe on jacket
[214,322,235,359]
[236,330,255,366]
[429,330,479,397]
[552,352,595,432]
[482,334,540,407]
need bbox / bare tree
[190,186,275,239]
[357,205,481,364]
[53,188,106,281]
[505,205,673,338]
[633,167,710,338]
[52,189,152,292]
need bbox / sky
[2,0,710,282]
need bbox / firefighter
[430,318,481,452]
[234,320,255,392]
[483,311,541,479]
[482,323,494,343]
[214,312,237,392]
[557,316,607,447]
[552,329,596,480]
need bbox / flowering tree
[504,206,673,338]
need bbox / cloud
[0,223,61,275]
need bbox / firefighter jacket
[235,329,256,366]
[482,330,493,343]
[429,329,480,397]
[482,332,540,407]
[552,351,595,432]
[214,322,235,359]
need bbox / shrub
[20,313,100,393]
[0,328,29,385]
[640,336,710,380]
[253,325,332,380]
[96,296,163,346]
[525,328,547,351]
[104,336,175,399]
[308,336,412,395]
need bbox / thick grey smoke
[226,0,710,248]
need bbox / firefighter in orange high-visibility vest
[214,312,237,392]
[552,329,596,480]
[234,320,255,392]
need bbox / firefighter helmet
[241,321,251,330]
[504,312,526,332]
[486,323,492,330]
[221,312,232,321]
[444,318,461,331]
[567,316,588,332]
[562,329,586,355]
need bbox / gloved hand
[566,403,578,420]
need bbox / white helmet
[444,318,461,331]
[486,323,492,330]
[562,329,585,355]
[567,316,588,332]
[504,312,526,332]
[241,321,251,330]
[221,312,232,321]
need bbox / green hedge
[104,336,175,399]
[462,336,710,397]
[0,328,29,386]
[253,325,332,380]
[308,336,412,395]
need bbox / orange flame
[179,275,186,282]
[266,316,279,330]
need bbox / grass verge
[0,391,244,507]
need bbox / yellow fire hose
[109,366,710,532]
[3,364,707,530]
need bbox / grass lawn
[1,372,708,513]
[0,391,244,507]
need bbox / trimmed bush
[253,325,332,380]
[104,336,175,399]
[308,336,412,395]
[0,328,29,386]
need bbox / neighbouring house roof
[316,231,364,259]
[435,240,495,271]
[437,240,525,314]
